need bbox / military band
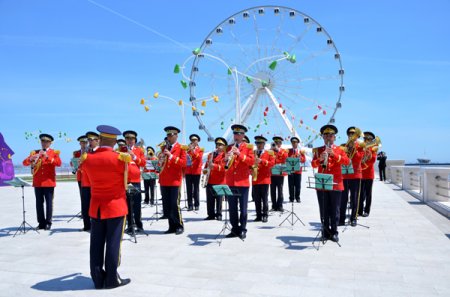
[312,125,350,242]
[339,127,365,227]
[224,124,254,239]
[158,126,186,235]
[251,136,275,223]
[185,134,203,211]
[203,137,227,221]
[270,136,288,211]
[287,137,306,203]
[22,133,62,230]
[123,130,146,234]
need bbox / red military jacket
[159,142,187,186]
[186,146,204,175]
[81,147,129,219]
[23,148,62,187]
[225,142,255,187]
[312,144,350,191]
[127,146,146,183]
[72,150,82,182]
[341,141,365,180]
[205,151,226,185]
[361,148,377,180]
[272,147,288,176]
[252,150,275,185]
[287,148,306,174]
[80,147,99,187]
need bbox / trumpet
[225,143,239,170]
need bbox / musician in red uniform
[287,137,306,203]
[22,133,62,230]
[185,134,204,211]
[339,127,365,227]
[159,126,187,235]
[71,135,90,231]
[82,125,130,289]
[224,124,255,239]
[122,130,146,233]
[270,136,288,211]
[252,136,275,223]
[312,125,350,242]
[143,146,158,205]
[203,137,227,221]
[359,131,378,217]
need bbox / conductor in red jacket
[224,124,255,239]
[158,126,187,235]
[22,133,61,230]
[311,125,350,243]
[82,125,131,289]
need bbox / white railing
[385,161,450,218]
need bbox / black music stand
[212,185,243,245]
[148,182,163,225]
[126,184,148,243]
[307,174,341,249]
[6,177,39,237]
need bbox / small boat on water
[417,158,431,164]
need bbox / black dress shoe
[105,277,131,289]
[164,229,175,234]
[289,199,294,203]
[362,212,369,217]
[187,206,193,211]
[160,215,168,219]
[351,220,357,227]
[175,228,184,235]
[225,232,238,238]
[262,216,268,223]
[204,216,215,220]
[125,227,133,234]
[338,221,345,226]
[45,224,51,230]
[216,215,222,221]
[37,225,45,230]
[253,217,262,222]
[143,200,149,205]
[331,234,339,242]
[194,206,199,211]
[278,207,284,212]
[239,231,247,240]
[136,227,144,233]
[296,199,301,203]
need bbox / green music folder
[271,164,287,175]
[71,158,80,170]
[314,173,334,190]
[212,185,233,196]
[285,157,301,173]
[142,172,158,180]
[341,164,354,175]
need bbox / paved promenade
[0,170,449,297]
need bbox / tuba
[362,136,381,166]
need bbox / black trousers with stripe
[161,185,184,231]
[90,215,125,289]
[34,187,54,228]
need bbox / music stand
[307,173,341,249]
[6,177,39,237]
[212,185,243,245]
[148,182,163,226]
[126,184,148,243]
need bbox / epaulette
[31,150,38,155]
[312,148,318,155]
[80,152,88,162]
[246,143,254,149]
[267,150,275,156]
[200,147,205,152]
[181,145,189,151]
[118,152,131,163]
[54,150,60,155]
[359,142,366,149]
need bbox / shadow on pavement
[187,233,219,246]
[276,235,316,250]
[31,273,93,291]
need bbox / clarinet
[322,141,330,169]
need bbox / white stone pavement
[0,170,449,297]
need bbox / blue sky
[1,0,449,164]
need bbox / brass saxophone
[251,150,261,182]
[361,136,381,167]
[201,150,216,188]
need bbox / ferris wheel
[179,6,344,147]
